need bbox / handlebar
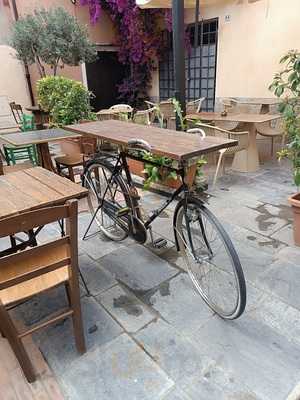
[127,138,153,153]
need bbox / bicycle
[82,138,246,320]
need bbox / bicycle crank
[128,216,147,244]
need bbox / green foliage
[141,152,175,190]
[10,7,97,77]
[37,76,96,126]
[270,50,300,188]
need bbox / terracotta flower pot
[288,193,300,246]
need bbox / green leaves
[37,76,94,126]
[10,7,97,77]
[270,50,300,187]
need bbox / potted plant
[270,50,300,245]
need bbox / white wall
[185,0,300,99]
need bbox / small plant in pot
[269,50,300,245]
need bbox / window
[159,18,218,111]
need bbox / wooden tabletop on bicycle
[65,120,238,162]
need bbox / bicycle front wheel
[83,159,131,241]
[174,197,246,319]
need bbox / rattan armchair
[196,122,249,185]
[133,107,157,125]
[186,97,205,114]
[255,118,285,157]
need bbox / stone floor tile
[97,284,156,333]
[276,245,300,265]
[35,296,123,374]
[258,259,300,309]
[59,334,174,400]
[161,386,193,400]
[190,315,300,400]
[271,224,295,247]
[248,290,300,347]
[144,274,214,334]
[79,232,128,260]
[100,244,178,291]
[79,254,117,296]
[210,201,288,237]
[134,319,210,383]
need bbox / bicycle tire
[83,158,132,241]
[174,196,246,319]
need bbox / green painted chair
[4,114,38,166]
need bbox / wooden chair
[55,136,97,182]
[9,102,24,126]
[196,122,249,185]
[255,118,285,157]
[0,200,86,383]
[186,97,205,114]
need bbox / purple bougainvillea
[80,0,172,105]
[81,1,189,106]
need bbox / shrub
[37,76,96,126]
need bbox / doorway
[85,51,128,112]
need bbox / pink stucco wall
[11,0,117,100]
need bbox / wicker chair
[186,97,205,114]
[255,118,285,157]
[133,107,157,125]
[159,100,175,128]
[196,122,249,185]
[109,104,133,121]
[221,98,262,114]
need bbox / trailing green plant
[142,153,177,190]
[269,50,300,188]
[37,76,96,126]
[10,7,97,77]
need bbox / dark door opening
[86,51,128,112]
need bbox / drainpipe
[10,0,35,105]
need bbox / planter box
[126,158,196,190]
[289,193,300,246]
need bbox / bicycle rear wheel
[83,159,131,241]
[174,197,246,319]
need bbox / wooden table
[0,167,88,221]
[0,129,82,172]
[65,120,238,164]
[187,112,281,172]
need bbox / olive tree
[10,7,97,77]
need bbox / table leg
[36,143,57,173]
[231,123,260,173]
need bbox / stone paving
[6,158,300,400]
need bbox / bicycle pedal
[152,237,168,249]
[115,207,130,217]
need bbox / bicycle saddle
[127,138,153,153]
